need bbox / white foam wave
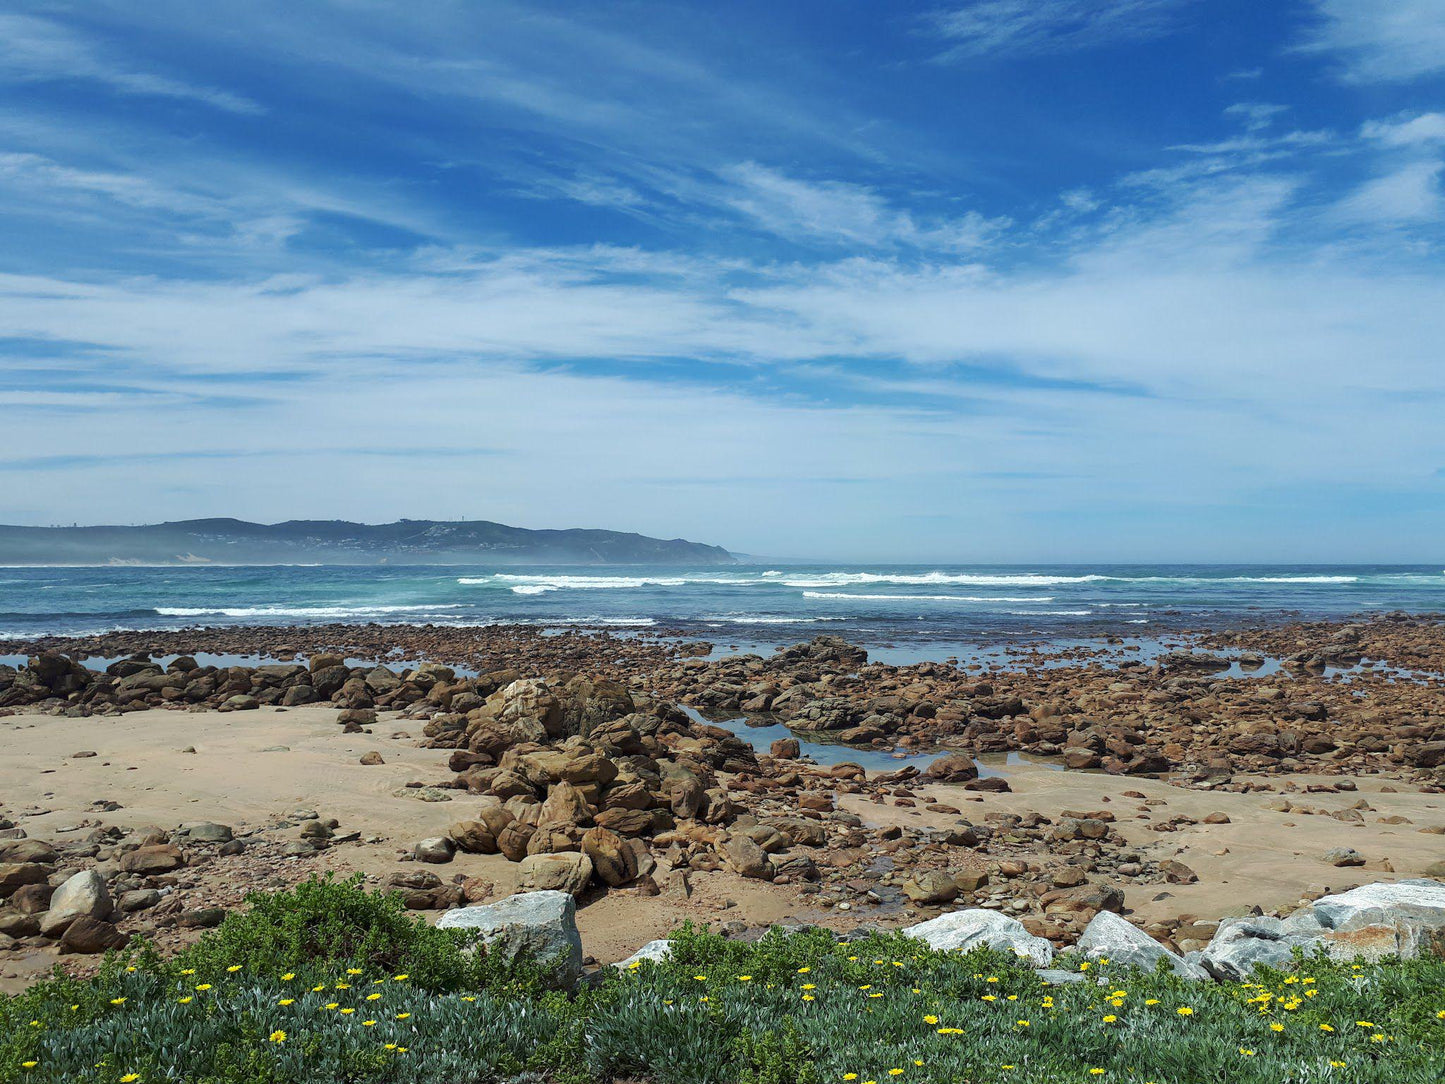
[1002,610,1094,616]
[154,604,461,618]
[781,572,1108,588]
[802,591,1055,602]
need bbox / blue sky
[1,0,1443,561]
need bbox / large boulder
[922,754,979,783]
[901,908,1054,967]
[580,827,637,887]
[1201,880,1445,980]
[117,844,185,874]
[39,870,112,937]
[60,916,129,954]
[0,863,51,898]
[517,852,593,896]
[1077,910,1206,980]
[437,890,583,988]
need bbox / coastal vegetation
[4,878,1443,1084]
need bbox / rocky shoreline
[3,614,1444,988]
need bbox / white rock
[901,908,1053,967]
[1201,880,1445,979]
[438,890,583,988]
[1077,910,1207,980]
[614,939,673,969]
[40,870,112,937]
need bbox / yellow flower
[803,984,817,991]
[798,966,810,973]
[923,1015,939,1025]
[981,994,997,1002]
[937,1027,964,1035]
[325,1003,340,1010]
[1239,1049,1254,1056]
[396,1012,411,1019]
[1319,1024,1334,1032]
[335,983,350,990]
[1370,1034,1387,1044]
[180,969,196,976]
[843,1075,858,1081]
[1355,1020,1375,1028]
[1269,1022,1284,1032]
[22,1062,38,1069]
[195,984,212,992]
[738,975,753,982]
[1144,999,1159,1006]
[178,996,193,1004]
[347,968,363,975]
[362,1020,377,1026]
[1017,1020,1030,1028]
[120,1075,141,1083]
[110,997,127,1005]
[1176,1007,1193,1016]
[1330,1061,1346,1068]
[366,993,382,1001]
[888,1071,904,1077]
[312,984,326,992]
[269,1030,287,1043]
[278,998,295,1006]
[693,975,707,982]
[460,996,476,1002]
[1102,1015,1116,1023]
[281,973,295,981]
[385,1043,398,1051]
[1089,1070,1105,1076]
[392,974,408,981]
[226,965,242,973]
[340,1008,356,1015]
[802,994,815,1002]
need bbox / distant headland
[0,518,735,566]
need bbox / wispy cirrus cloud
[924,0,1191,61]
[1296,0,1445,83]
[0,13,263,114]
[720,163,1007,252]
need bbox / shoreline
[3,614,1443,994]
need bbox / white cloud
[721,163,1007,251]
[1361,112,1445,148]
[1332,160,1443,224]
[925,0,1190,61]
[1224,102,1289,133]
[1297,0,1445,83]
[0,13,262,113]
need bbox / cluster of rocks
[436,877,1445,991]
[401,672,830,898]
[0,811,362,958]
[648,624,1445,785]
[0,624,686,693]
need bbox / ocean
[1,565,1442,655]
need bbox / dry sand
[3,705,1442,990]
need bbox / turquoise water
[1,564,1442,649]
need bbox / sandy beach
[5,678,1442,991]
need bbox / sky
[1,0,1444,563]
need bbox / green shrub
[4,897,1445,1084]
